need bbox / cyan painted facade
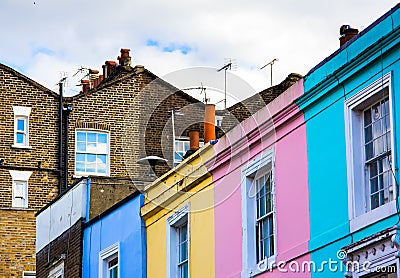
[297,4,400,277]
[82,192,146,278]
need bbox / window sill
[11,145,32,150]
[350,200,397,232]
[0,207,35,211]
[73,173,110,179]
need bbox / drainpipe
[58,79,65,194]
[63,104,73,190]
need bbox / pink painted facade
[210,80,311,277]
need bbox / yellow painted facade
[141,145,215,278]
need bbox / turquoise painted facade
[297,4,400,277]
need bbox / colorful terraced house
[297,3,400,278]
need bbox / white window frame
[9,170,31,208]
[75,129,110,177]
[345,72,397,232]
[12,106,31,148]
[174,137,204,167]
[48,262,64,278]
[241,149,276,277]
[166,203,190,278]
[23,271,36,278]
[99,242,120,278]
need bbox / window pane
[77,132,86,142]
[87,132,96,142]
[180,262,188,278]
[97,155,107,174]
[373,138,383,156]
[259,195,266,217]
[109,266,118,278]
[14,182,25,196]
[87,154,96,162]
[180,241,188,261]
[372,103,381,122]
[364,125,372,144]
[364,108,372,126]
[371,193,379,210]
[370,177,378,194]
[17,119,25,131]
[180,225,187,242]
[87,142,97,152]
[76,153,85,162]
[16,133,25,144]
[365,142,373,160]
[98,133,107,143]
[77,142,86,152]
[76,162,85,172]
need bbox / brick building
[36,49,205,278]
[0,63,60,277]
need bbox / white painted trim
[99,242,120,278]
[166,203,190,278]
[344,72,396,232]
[75,129,110,177]
[13,106,31,117]
[9,170,31,209]
[13,106,31,148]
[348,232,399,278]
[241,149,276,278]
[350,201,397,232]
[48,262,64,278]
[22,271,36,278]
[9,170,32,181]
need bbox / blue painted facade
[297,4,400,277]
[82,193,146,278]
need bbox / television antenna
[260,58,279,87]
[217,58,236,109]
[183,83,210,104]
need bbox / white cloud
[0,0,398,98]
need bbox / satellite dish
[137,156,168,177]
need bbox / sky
[1,0,399,102]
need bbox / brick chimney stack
[81,79,90,93]
[340,25,359,47]
[120,48,131,66]
[104,61,117,78]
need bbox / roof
[220,73,302,132]
[0,63,59,98]
[67,64,202,105]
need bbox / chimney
[98,75,104,84]
[204,104,216,144]
[104,61,117,78]
[120,48,132,66]
[81,79,90,93]
[339,25,359,47]
[189,130,200,150]
[89,69,99,88]
[183,129,200,159]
